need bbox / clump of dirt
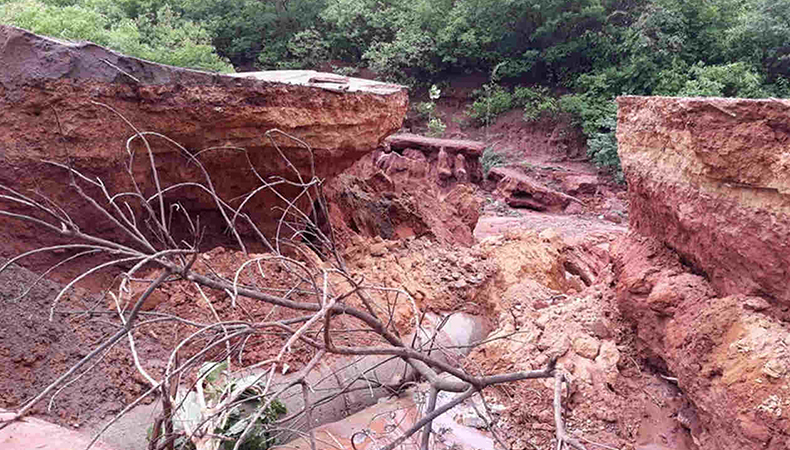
[0,260,153,427]
[323,155,485,248]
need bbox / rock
[573,334,601,360]
[595,340,621,386]
[369,242,388,257]
[376,152,411,174]
[537,332,571,359]
[443,184,484,234]
[114,270,170,311]
[617,96,790,307]
[0,25,407,277]
[561,174,599,196]
[762,359,787,379]
[743,296,771,312]
[490,167,575,212]
[375,149,429,179]
[603,212,623,224]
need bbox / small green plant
[466,62,513,131]
[414,101,436,120]
[162,361,287,450]
[427,116,446,137]
[515,86,560,122]
[416,84,446,137]
[466,84,513,126]
[481,146,509,176]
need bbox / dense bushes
[0,0,234,72]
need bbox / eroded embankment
[615,96,790,449]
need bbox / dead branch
[0,105,591,450]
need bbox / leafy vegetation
[2,0,789,172]
[481,146,509,176]
[517,86,560,123]
[164,361,287,450]
[0,0,234,72]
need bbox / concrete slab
[226,70,405,95]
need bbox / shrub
[0,0,234,72]
[515,86,560,122]
[282,28,330,69]
[466,83,514,126]
[679,62,769,98]
[559,93,621,178]
[481,146,509,176]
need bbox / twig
[420,387,439,450]
[554,372,587,450]
[101,59,141,83]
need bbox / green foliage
[0,0,233,72]
[515,86,560,122]
[426,116,446,137]
[481,146,509,176]
[728,0,790,81]
[679,62,768,97]
[165,361,288,450]
[414,102,436,120]
[331,65,359,76]
[282,28,330,69]
[364,29,439,81]
[320,0,396,62]
[559,93,620,175]
[466,84,514,126]
[176,0,325,69]
[214,399,287,450]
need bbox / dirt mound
[0,260,152,431]
[614,234,790,449]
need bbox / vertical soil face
[616,96,790,449]
[617,96,790,307]
[0,24,407,283]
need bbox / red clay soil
[1,73,704,450]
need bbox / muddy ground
[0,88,698,450]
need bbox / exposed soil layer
[614,234,790,449]
[617,96,790,309]
[0,24,407,287]
[616,96,790,449]
[1,42,715,450]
